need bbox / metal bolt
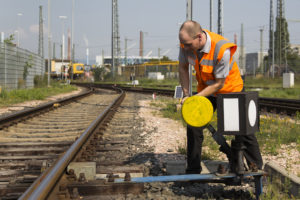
[78,173,86,182]
[107,173,115,182]
[67,169,77,181]
[68,169,75,175]
[217,164,226,174]
[124,172,131,181]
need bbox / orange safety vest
[181,29,243,94]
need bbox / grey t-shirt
[179,31,230,79]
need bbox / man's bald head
[179,20,203,38]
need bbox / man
[178,20,263,174]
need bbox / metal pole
[71,0,74,63]
[259,27,264,75]
[59,16,67,81]
[187,0,193,96]
[253,61,255,78]
[269,0,274,78]
[111,0,115,79]
[210,0,213,32]
[47,0,51,87]
[61,44,63,80]
[4,42,7,88]
[272,16,275,78]
[240,23,245,74]
[218,0,223,35]
[53,42,56,59]
[186,0,192,21]
[158,47,161,64]
[125,37,127,66]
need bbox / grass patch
[152,98,300,160]
[0,82,77,107]
[244,75,300,88]
[150,98,184,122]
[176,139,187,155]
[245,75,300,99]
[260,177,298,200]
[258,114,300,156]
[154,98,299,196]
[256,88,300,99]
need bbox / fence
[0,43,45,90]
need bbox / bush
[34,75,48,88]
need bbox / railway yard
[2,0,300,199]
[0,85,298,199]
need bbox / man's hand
[180,96,189,105]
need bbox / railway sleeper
[66,181,144,196]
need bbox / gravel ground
[0,90,298,199]
[138,98,300,177]
[2,89,298,177]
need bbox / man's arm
[196,78,225,97]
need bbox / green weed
[0,82,77,107]
[176,139,187,155]
[258,115,300,155]
[260,177,297,200]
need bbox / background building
[245,52,268,75]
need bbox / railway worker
[178,20,263,174]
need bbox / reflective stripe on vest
[188,30,243,94]
[214,40,229,62]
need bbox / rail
[0,88,92,129]
[19,87,125,199]
[75,83,300,115]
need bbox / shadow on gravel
[125,153,256,200]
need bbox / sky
[1,0,300,63]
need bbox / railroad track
[20,88,156,199]
[0,88,120,199]
[0,85,274,199]
[259,97,300,115]
[76,83,300,116]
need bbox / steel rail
[0,88,92,129]
[76,83,300,104]
[87,83,300,116]
[20,87,125,200]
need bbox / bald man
[178,20,262,174]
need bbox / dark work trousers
[186,96,263,173]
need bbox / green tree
[23,55,33,81]
[149,56,172,63]
[161,56,171,62]
[4,34,15,45]
[287,50,300,73]
[274,9,290,67]
[92,67,107,81]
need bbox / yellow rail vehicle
[70,63,84,79]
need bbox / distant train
[69,63,85,79]
[49,59,96,80]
